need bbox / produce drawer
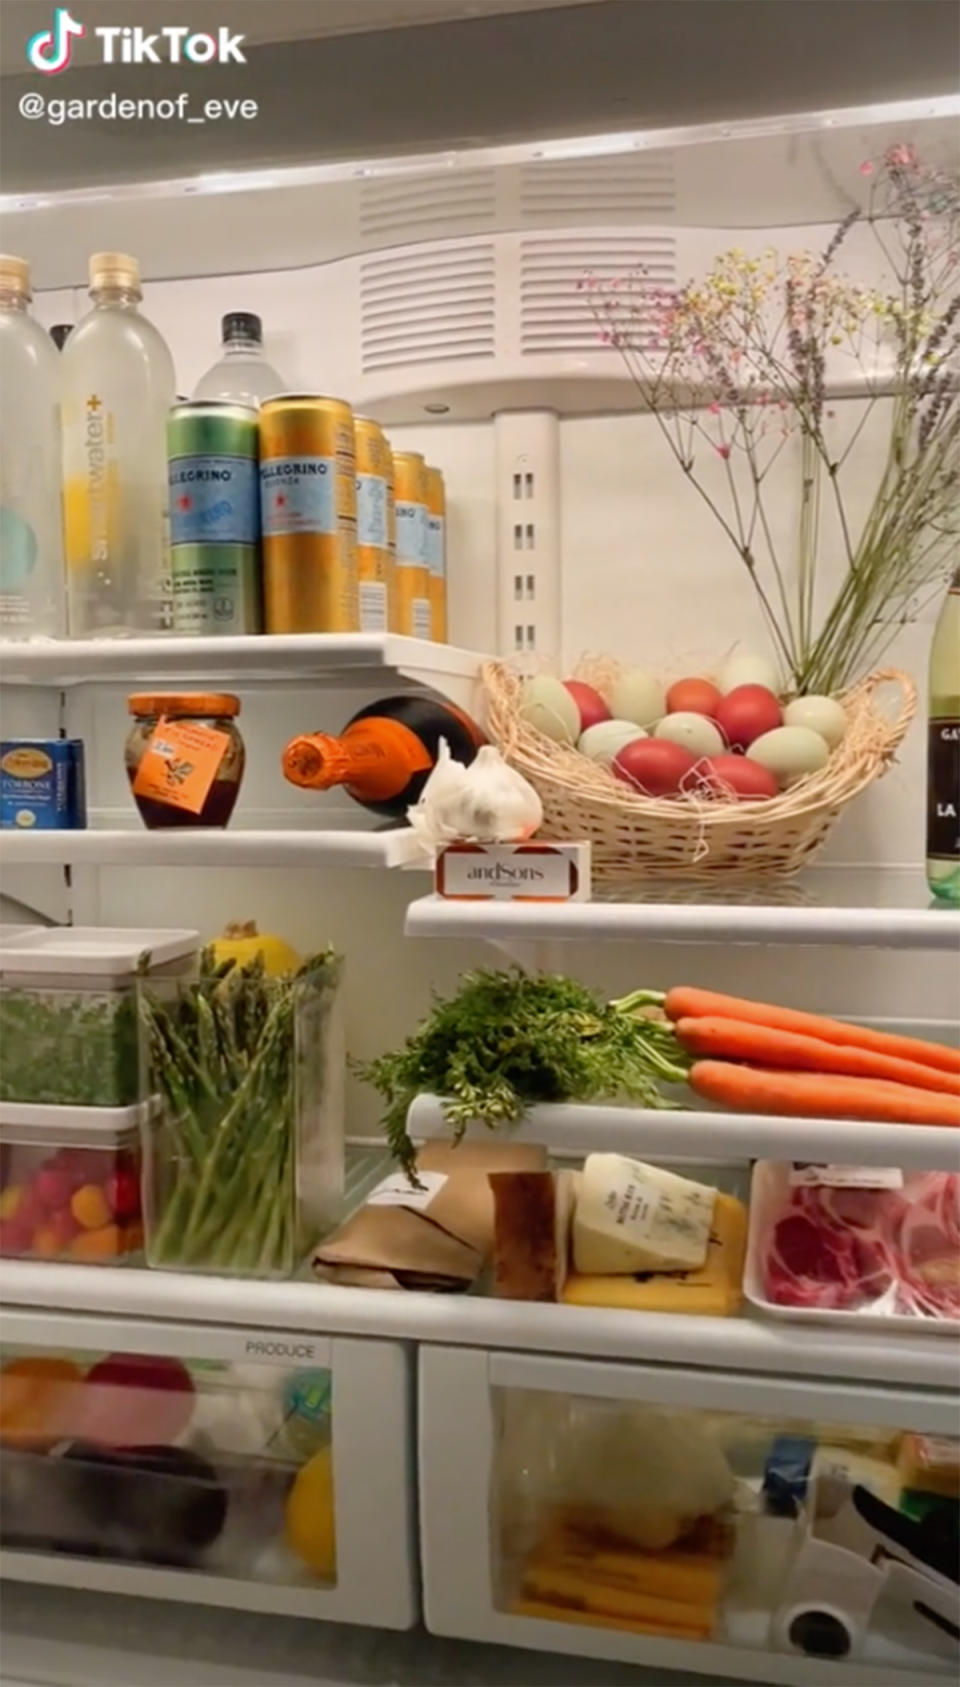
[419,1346,959,1686]
[0,1308,417,1629]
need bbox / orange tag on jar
[132,717,230,814]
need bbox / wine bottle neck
[283,718,432,802]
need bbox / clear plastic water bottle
[61,252,176,637]
[193,313,285,408]
[0,255,66,638]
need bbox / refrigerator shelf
[1,1260,955,1389]
[0,632,484,712]
[0,825,427,871]
[405,868,960,951]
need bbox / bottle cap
[282,733,345,790]
[0,255,31,299]
[50,324,73,349]
[222,312,262,345]
[89,252,141,294]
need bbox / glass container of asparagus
[140,944,344,1278]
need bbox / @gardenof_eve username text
[19,90,258,125]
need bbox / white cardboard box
[435,841,591,901]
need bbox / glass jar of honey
[125,693,245,829]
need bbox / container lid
[222,311,262,344]
[0,926,199,980]
[0,255,31,299]
[0,1098,151,1145]
[127,693,240,718]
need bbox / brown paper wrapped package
[313,1140,547,1291]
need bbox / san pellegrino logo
[27,7,84,74]
[27,8,246,74]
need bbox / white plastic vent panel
[520,153,676,222]
[520,233,676,354]
[360,242,496,372]
[359,170,498,246]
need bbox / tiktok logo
[26,7,85,74]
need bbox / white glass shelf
[0,1258,955,1389]
[0,633,484,709]
[406,867,960,950]
[0,823,427,870]
[406,1093,960,1173]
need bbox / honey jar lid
[127,693,241,718]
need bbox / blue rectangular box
[0,739,87,830]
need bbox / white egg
[749,725,831,786]
[609,669,665,730]
[579,719,647,765]
[717,652,781,696]
[520,675,580,745]
[654,712,725,757]
[783,694,847,749]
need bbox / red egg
[613,738,697,797]
[665,677,722,718]
[563,679,611,733]
[714,684,783,751]
[699,754,780,801]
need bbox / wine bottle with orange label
[282,696,485,819]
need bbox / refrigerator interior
[1,1,959,1681]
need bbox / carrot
[688,1061,960,1127]
[665,987,960,1078]
[675,1016,960,1098]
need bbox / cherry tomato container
[0,1111,145,1265]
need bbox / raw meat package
[744,1161,960,1330]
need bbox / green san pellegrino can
[167,401,261,635]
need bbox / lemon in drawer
[284,1443,337,1580]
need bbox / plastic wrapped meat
[763,1173,960,1320]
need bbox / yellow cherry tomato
[0,1185,24,1221]
[70,1183,111,1231]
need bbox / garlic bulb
[407,741,543,852]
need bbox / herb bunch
[358,969,690,1175]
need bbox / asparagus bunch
[141,946,339,1275]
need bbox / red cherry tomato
[105,1169,141,1223]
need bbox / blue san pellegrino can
[167,400,261,635]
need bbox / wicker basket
[483,660,916,882]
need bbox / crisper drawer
[419,1347,959,1686]
[0,1308,417,1629]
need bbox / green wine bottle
[927,568,960,903]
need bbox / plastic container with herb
[141,945,344,1278]
[0,1111,144,1264]
[0,927,198,1109]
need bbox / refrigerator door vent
[359,170,498,246]
[360,242,496,372]
[519,234,676,354]
[519,153,676,222]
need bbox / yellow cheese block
[510,1595,713,1640]
[535,1524,728,1607]
[562,1190,747,1316]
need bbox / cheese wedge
[572,1154,717,1274]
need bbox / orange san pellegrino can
[354,415,392,633]
[425,464,447,644]
[391,450,431,641]
[259,394,358,632]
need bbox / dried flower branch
[587,145,960,694]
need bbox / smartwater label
[426,513,445,580]
[356,472,388,548]
[395,498,427,566]
[169,455,259,546]
[260,455,336,536]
